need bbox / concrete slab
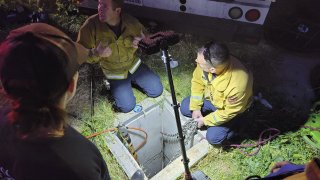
[105,133,147,179]
[151,140,210,180]
[114,91,171,127]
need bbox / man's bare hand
[192,110,202,119]
[95,41,112,58]
[194,117,205,128]
[132,31,145,49]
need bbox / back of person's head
[112,0,124,9]
[0,23,87,136]
[203,41,230,67]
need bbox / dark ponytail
[9,99,67,135]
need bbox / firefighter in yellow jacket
[77,0,163,112]
[180,41,253,145]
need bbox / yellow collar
[211,59,233,92]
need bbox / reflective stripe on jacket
[190,56,253,126]
[77,13,145,79]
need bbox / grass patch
[188,129,320,180]
[231,130,319,179]
[79,101,127,180]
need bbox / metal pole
[161,45,192,180]
[90,64,95,117]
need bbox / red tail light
[245,9,260,22]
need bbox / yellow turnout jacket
[77,13,145,79]
[190,56,253,126]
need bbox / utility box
[106,96,208,179]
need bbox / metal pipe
[161,43,191,180]
[90,64,95,117]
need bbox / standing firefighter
[180,41,253,145]
[77,0,163,113]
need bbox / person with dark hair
[0,23,110,180]
[180,41,253,145]
[77,0,163,113]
